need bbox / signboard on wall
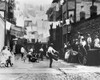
[0,1,8,12]
[0,1,6,11]
[10,30,24,37]
[10,25,24,37]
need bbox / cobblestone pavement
[0,58,100,80]
[0,72,100,80]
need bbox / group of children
[0,46,14,68]
[64,32,100,63]
[20,46,45,63]
[0,43,60,68]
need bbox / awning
[10,25,24,37]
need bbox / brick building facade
[46,0,100,58]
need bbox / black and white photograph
[0,0,100,80]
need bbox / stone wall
[71,15,100,40]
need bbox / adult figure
[72,39,79,51]
[27,49,32,62]
[78,33,86,47]
[15,44,21,60]
[12,41,17,60]
[87,34,92,49]
[79,35,84,45]
[81,38,87,47]
[12,42,16,55]
[34,41,40,62]
[94,35,100,48]
[47,43,58,68]
[21,46,25,60]
[10,51,15,65]
[64,45,72,62]
[70,39,79,63]
[29,47,34,56]
[39,45,44,61]
[78,38,87,65]
[64,43,67,52]
[22,48,27,62]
